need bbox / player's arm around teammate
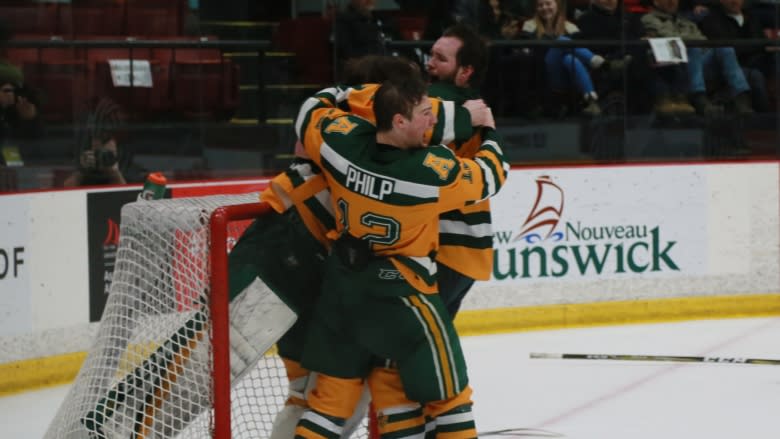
[292,77,508,439]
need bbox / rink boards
[1,162,779,394]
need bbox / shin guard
[295,375,364,439]
[368,368,426,438]
[425,386,477,439]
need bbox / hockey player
[226,56,495,438]
[292,76,508,438]
[426,23,496,317]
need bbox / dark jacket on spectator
[575,3,646,57]
[698,3,766,66]
[334,4,398,62]
[0,107,38,144]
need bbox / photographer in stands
[63,98,127,187]
[0,62,41,166]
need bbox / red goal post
[209,202,272,438]
[210,203,379,439]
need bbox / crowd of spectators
[2,0,780,190]
[331,0,780,118]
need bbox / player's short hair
[342,55,420,85]
[374,76,427,132]
[442,23,489,88]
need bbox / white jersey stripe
[483,139,503,156]
[378,404,422,416]
[407,255,437,276]
[439,219,493,237]
[436,411,474,426]
[320,141,441,199]
[296,95,327,138]
[482,139,511,177]
[475,157,498,199]
[313,186,335,216]
[441,100,456,145]
[335,86,353,103]
[301,410,344,435]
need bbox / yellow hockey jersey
[295,101,508,293]
[260,85,474,251]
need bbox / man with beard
[426,23,497,318]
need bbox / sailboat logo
[515,175,564,243]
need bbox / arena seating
[273,16,333,85]
[2,1,239,122]
[0,1,58,36]
[57,3,125,37]
[125,0,187,37]
[22,60,89,123]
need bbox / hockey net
[44,194,369,439]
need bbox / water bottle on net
[138,172,167,200]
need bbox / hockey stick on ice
[479,427,564,437]
[530,352,780,366]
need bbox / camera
[93,148,117,169]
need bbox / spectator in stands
[63,99,128,187]
[521,0,608,116]
[698,0,772,111]
[454,0,482,27]
[333,0,400,76]
[478,0,521,39]
[575,0,649,113]
[62,136,126,187]
[679,0,715,22]
[0,62,40,166]
[424,0,527,40]
[477,0,530,115]
[642,0,754,115]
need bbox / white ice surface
[2,317,779,438]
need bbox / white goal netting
[44,194,368,439]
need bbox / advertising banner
[0,196,31,336]
[489,167,709,284]
[86,189,145,321]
